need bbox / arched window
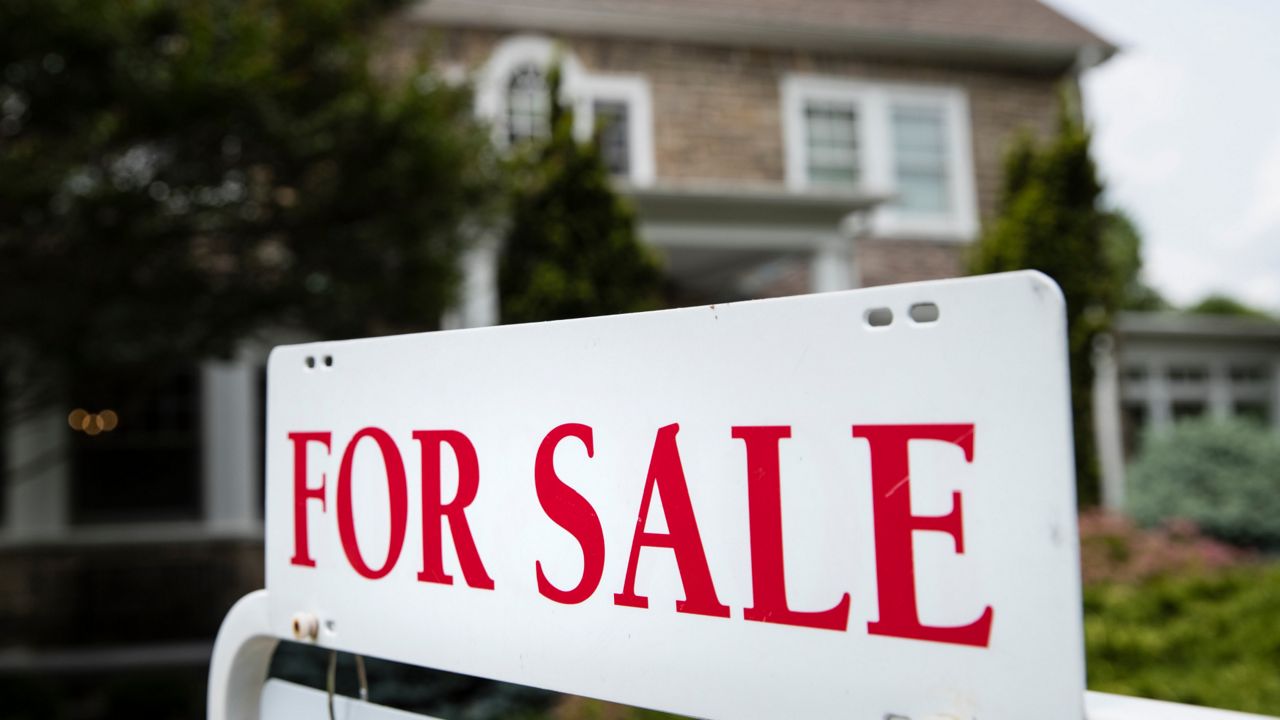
[506,64,549,146]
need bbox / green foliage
[1127,419,1280,549]
[0,0,495,406]
[969,107,1118,505]
[500,65,662,324]
[1186,294,1274,320]
[1101,210,1168,311]
[1085,563,1280,714]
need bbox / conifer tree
[500,65,662,324]
[970,108,1117,505]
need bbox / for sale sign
[264,271,1084,719]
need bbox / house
[386,0,1115,326]
[1094,312,1280,510]
[0,0,1113,704]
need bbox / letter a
[614,423,729,618]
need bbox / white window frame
[475,35,655,187]
[782,75,979,241]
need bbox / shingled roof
[412,0,1115,72]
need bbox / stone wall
[378,21,1068,287]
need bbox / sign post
[214,271,1090,719]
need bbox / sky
[1042,0,1280,312]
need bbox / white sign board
[264,271,1084,719]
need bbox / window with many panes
[593,100,631,178]
[506,64,550,146]
[784,76,977,238]
[70,369,202,524]
[891,104,950,213]
[804,101,860,188]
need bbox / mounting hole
[909,302,940,324]
[322,355,333,368]
[865,307,894,328]
[304,356,316,369]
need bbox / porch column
[1092,335,1126,511]
[3,405,70,540]
[444,236,500,329]
[202,358,260,533]
[810,234,856,293]
[1207,361,1232,421]
[1147,363,1172,431]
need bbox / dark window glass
[1234,401,1270,425]
[593,100,630,177]
[1171,401,1205,422]
[70,369,202,524]
[1122,366,1148,383]
[1167,366,1208,383]
[1230,365,1268,383]
[1121,403,1147,458]
[506,64,548,146]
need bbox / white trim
[475,34,655,187]
[781,74,979,241]
[578,74,656,186]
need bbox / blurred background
[1,0,1277,717]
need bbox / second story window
[593,100,631,177]
[783,76,978,239]
[804,101,860,188]
[891,104,950,213]
[506,64,550,146]
[477,36,655,187]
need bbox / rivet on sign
[291,612,319,641]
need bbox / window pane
[70,369,202,524]
[1168,366,1208,383]
[804,101,859,188]
[1172,401,1205,421]
[507,65,549,146]
[1234,401,1270,425]
[593,100,630,177]
[891,105,950,213]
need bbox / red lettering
[853,424,992,647]
[535,423,605,604]
[289,432,331,568]
[414,430,494,590]
[336,427,409,580]
[614,423,729,618]
[733,426,850,631]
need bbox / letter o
[336,427,409,579]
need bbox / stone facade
[379,22,1068,287]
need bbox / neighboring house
[0,0,1111,691]
[1094,312,1280,510]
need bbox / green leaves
[1,0,496,406]
[499,66,662,325]
[1085,564,1280,714]
[1128,419,1280,549]
[969,99,1117,505]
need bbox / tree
[969,106,1126,506]
[0,0,496,412]
[1101,210,1169,312]
[1186,294,1273,320]
[499,64,662,324]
